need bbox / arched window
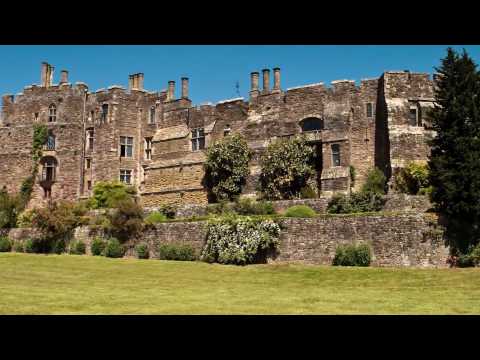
[224,124,231,137]
[40,156,58,182]
[300,117,324,132]
[48,104,57,122]
[46,131,55,150]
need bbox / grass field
[1,253,479,314]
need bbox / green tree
[259,136,315,200]
[88,181,137,209]
[0,188,21,229]
[428,48,480,254]
[203,134,252,202]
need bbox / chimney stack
[137,73,144,90]
[60,70,69,84]
[41,62,54,88]
[128,75,134,90]
[128,73,144,90]
[167,81,175,101]
[262,68,270,94]
[250,72,260,98]
[181,77,189,99]
[273,67,281,92]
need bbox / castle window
[331,144,341,167]
[34,112,39,122]
[191,128,205,151]
[89,110,94,122]
[120,136,133,157]
[40,157,57,182]
[86,158,91,169]
[224,124,231,137]
[46,132,55,150]
[144,137,152,160]
[149,106,155,124]
[300,117,323,132]
[120,169,132,184]
[87,180,92,190]
[48,104,57,122]
[409,107,418,126]
[366,103,373,118]
[86,128,94,151]
[101,104,108,123]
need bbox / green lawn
[0,253,479,314]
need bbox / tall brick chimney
[167,81,175,101]
[273,67,281,92]
[181,77,189,99]
[60,70,69,84]
[128,75,134,90]
[250,72,260,98]
[41,62,54,88]
[137,73,144,90]
[262,68,270,94]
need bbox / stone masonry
[0,62,436,208]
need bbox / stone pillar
[273,67,280,92]
[181,77,189,99]
[262,68,270,94]
[168,81,175,101]
[60,70,69,84]
[41,62,54,87]
[250,72,260,98]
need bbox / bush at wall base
[135,243,149,259]
[104,238,124,258]
[332,244,372,267]
[284,205,316,218]
[91,237,106,256]
[0,236,12,252]
[13,241,24,253]
[69,240,86,255]
[158,244,196,261]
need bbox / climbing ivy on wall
[19,124,48,209]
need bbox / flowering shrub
[201,216,281,265]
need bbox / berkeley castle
[0,62,437,208]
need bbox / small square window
[120,169,132,184]
[191,128,205,151]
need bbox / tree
[88,181,137,209]
[259,136,315,200]
[203,134,252,202]
[428,47,480,254]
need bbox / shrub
[144,211,168,224]
[107,199,144,242]
[284,205,316,218]
[159,244,196,261]
[69,241,86,255]
[24,238,38,254]
[203,134,253,202]
[349,166,356,189]
[327,192,385,214]
[52,239,66,254]
[206,201,235,216]
[0,236,12,252]
[13,241,24,253]
[91,237,106,256]
[88,181,137,209]
[300,185,317,199]
[104,238,124,258]
[201,217,281,265]
[395,162,430,195]
[457,255,474,268]
[135,243,149,259]
[361,167,387,195]
[16,209,34,228]
[159,204,176,219]
[0,188,22,229]
[232,198,276,216]
[333,244,372,267]
[259,136,315,200]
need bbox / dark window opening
[331,144,341,167]
[144,137,152,160]
[366,103,373,118]
[409,108,418,126]
[86,158,91,169]
[48,104,57,122]
[300,117,324,132]
[34,112,39,122]
[120,169,132,184]
[120,136,133,157]
[101,104,108,123]
[90,110,95,122]
[149,106,155,124]
[40,157,57,183]
[191,128,205,151]
[87,180,92,190]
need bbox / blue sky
[1,45,480,104]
